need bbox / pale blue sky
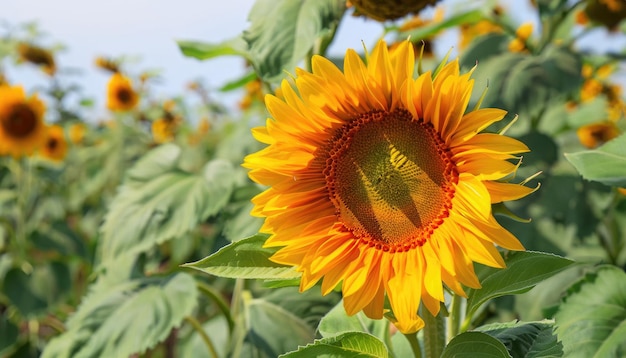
[2,0,623,120]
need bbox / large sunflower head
[0,85,48,158]
[39,124,68,162]
[243,39,535,333]
[106,73,139,112]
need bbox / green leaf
[246,297,316,357]
[554,265,626,358]
[467,46,582,124]
[243,0,345,82]
[318,300,388,341]
[177,37,249,61]
[41,273,198,358]
[3,262,71,318]
[399,9,485,42]
[0,312,19,355]
[442,332,511,357]
[477,320,563,357]
[183,233,301,280]
[99,151,235,267]
[466,251,575,318]
[125,143,181,184]
[564,133,626,187]
[280,332,389,358]
[219,71,258,92]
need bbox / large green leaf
[564,133,626,187]
[554,265,626,358]
[477,320,563,357]
[466,251,575,318]
[183,233,301,280]
[41,273,198,358]
[243,0,345,82]
[125,143,181,184]
[177,36,249,61]
[99,145,235,266]
[245,298,316,357]
[318,300,389,341]
[280,332,389,358]
[441,331,511,358]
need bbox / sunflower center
[324,109,457,251]
[117,88,133,104]
[2,103,38,138]
[47,137,59,150]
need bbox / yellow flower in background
[17,43,56,76]
[508,22,533,53]
[393,7,445,59]
[579,63,626,121]
[0,85,48,158]
[95,56,121,73]
[39,124,68,162]
[576,122,621,149]
[239,78,264,111]
[459,20,503,49]
[106,73,139,112]
[151,101,182,144]
[244,40,535,333]
[68,122,87,144]
[349,0,442,21]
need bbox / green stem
[447,294,462,341]
[184,316,219,358]
[197,281,235,333]
[422,307,446,358]
[403,332,422,358]
[13,157,31,265]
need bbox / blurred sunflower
[106,73,139,112]
[68,122,87,144]
[0,85,48,158]
[244,40,535,333]
[151,101,182,143]
[575,63,625,147]
[576,122,620,149]
[458,7,503,50]
[39,124,68,162]
[349,0,441,21]
[583,0,626,30]
[508,22,533,53]
[17,42,56,76]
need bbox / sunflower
[0,85,48,158]
[106,73,139,112]
[350,0,441,21]
[17,43,56,76]
[243,40,535,333]
[39,124,68,162]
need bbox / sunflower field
[2,0,626,357]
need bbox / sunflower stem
[403,332,422,358]
[196,281,235,333]
[447,294,462,341]
[422,306,446,358]
[184,316,219,358]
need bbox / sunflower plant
[2,0,626,357]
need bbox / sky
[2,0,624,121]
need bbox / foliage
[2,0,626,357]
